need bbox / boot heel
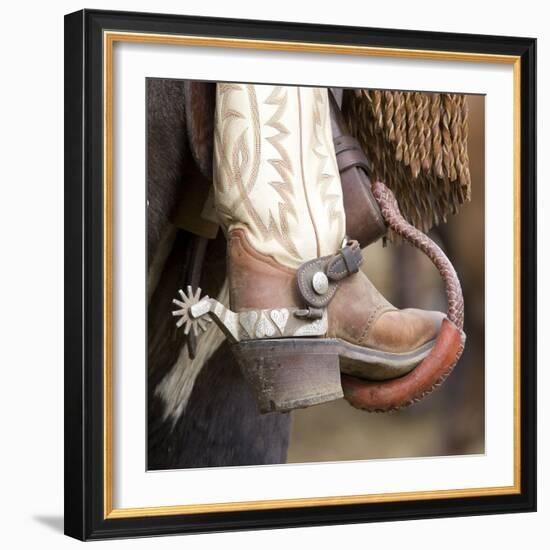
[232,339,343,413]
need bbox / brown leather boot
[224,226,450,411]
[173,83,465,413]
[228,228,444,379]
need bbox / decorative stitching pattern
[263,86,300,259]
[215,83,304,261]
[358,304,395,346]
[312,88,345,241]
[213,83,243,194]
[213,85,346,268]
[296,256,339,308]
[297,87,321,257]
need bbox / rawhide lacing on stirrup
[334,135,372,175]
[341,180,466,412]
[371,181,464,331]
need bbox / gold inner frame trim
[103,30,522,520]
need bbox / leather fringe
[342,89,472,235]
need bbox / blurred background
[287,95,485,462]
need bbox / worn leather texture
[328,90,387,247]
[326,270,444,352]
[184,81,216,181]
[228,229,444,355]
[228,229,299,312]
[341,318,465,411]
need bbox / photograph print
[146,80,485,471]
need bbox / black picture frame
[64,8,536,541]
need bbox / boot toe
[368,308,445,353]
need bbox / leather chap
[328,89,387,248]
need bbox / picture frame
[64,8,536,540]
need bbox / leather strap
[296,241,363,309]
[328,90,387,248]
[334,135,372,175]
[326,240,362,281]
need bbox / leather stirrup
[341,181,466,412]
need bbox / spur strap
[295,240,363,309]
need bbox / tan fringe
[343,89,472,234]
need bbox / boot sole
[337,337,434,381]
[232,337,434,413]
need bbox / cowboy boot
[173,83,463,413]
